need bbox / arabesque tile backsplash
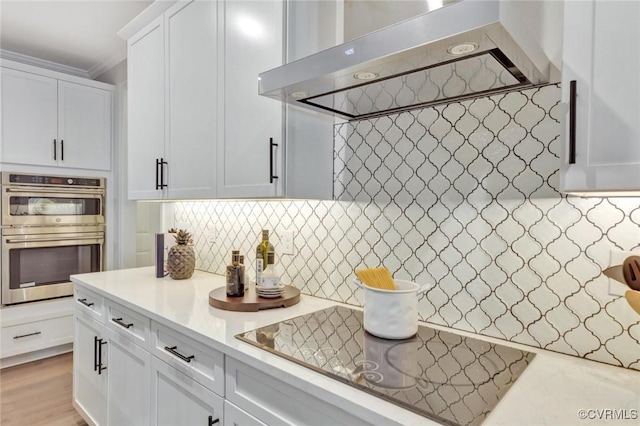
[171,84,640,370]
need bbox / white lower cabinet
[1,314,73,359]
[74,300,224,426]
[151,356,223,426]
[224,401,266,426]
[74,288,378,426]
[74,313,108,426]
[74,312,150,426]
[106,330,151,426]
[151,322,225,395]
[225,358,371,426]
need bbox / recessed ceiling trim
[0,49,90,79]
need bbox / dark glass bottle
[226,250,245,297]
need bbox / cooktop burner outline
[237,306,534,426]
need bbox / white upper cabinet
[128,16,166,200]
[127,0,217,200]
[216,0,284,198]
[0,64,112,171]
[560,0,640,193]
[58,81,112,170]
[166,0,218,199]
[1,68,58,167]
[124,0,334,200]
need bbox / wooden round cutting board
[209,285,300,312]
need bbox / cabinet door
[106,330,151,426]
[560,0,640,192]
[217,0,284,198]
[73,314,108,426]
[151,356,224,426]
[0,67,58,166]
[58,81,112,171]
[128,15,166,200]
[165,0,218,199]
[224,400,267,426]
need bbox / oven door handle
[4,188,105,196]
[5,235,104,244]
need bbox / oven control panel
[6,173,104,188]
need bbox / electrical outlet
[281,230,294,255]
[206,226,216,244]
[608,250,638,296]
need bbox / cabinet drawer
[224,400,267,426]
[75,287,104,321]
[1,314,73,358]
[226,358,372,426]
[105,299,150,349]
[151,321,224,397]
[151,356,223,426]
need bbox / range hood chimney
[259,0,558,121]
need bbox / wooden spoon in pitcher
[625,290,640,316]
[622,256,640,291]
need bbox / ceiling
[0,0,152,78]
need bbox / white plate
[257,288,284,294]
[257,284,285,290]
[256,287,285,293]
[257,292,284,299]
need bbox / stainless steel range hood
[259,0,557,121]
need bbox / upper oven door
[2,187,104,227]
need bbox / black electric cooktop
[237,306,535,426]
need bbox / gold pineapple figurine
[167,229,195,280]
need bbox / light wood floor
[0,352,87,426]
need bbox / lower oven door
[1,229,104,305]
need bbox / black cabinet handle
[13,331,41,339]
[269,138,279,183]
[97,338,107,374]
[569,80,577,164]
[53,139,57,160]
[61,139,64,161]
[155,158,160,190]
[160,158,168,189]
[112,317,133,329]
[208,415,219,425]
[164,345,195,363]
[155,158,169,189]
[94,336,98,371]
[77,298,94,307]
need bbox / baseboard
[0,342,73,369]
[73,400,97,426]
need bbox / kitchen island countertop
[71,267,640,425]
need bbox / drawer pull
[208,415,219,425]
[112,317,133,329]
[13,331,41,339]
[77,298,95,307]
[164,345,195,363]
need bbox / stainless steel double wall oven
[1,172,105,305]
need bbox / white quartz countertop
[71,267,640,426]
